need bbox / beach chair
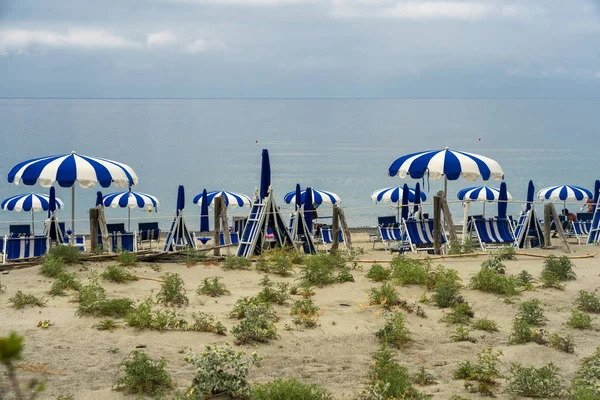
[320,226,344,251]
[378,224,409,253]
[472,217,516,251]
[572,220,592,245]
[138,222,160,250]
[2,235,48,264]
[97,223,135,252]
[404,218,447,254]
[9,224,31,237]
[220,231,239,246]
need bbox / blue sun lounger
[472,217,516,251]
[320,226,343,251]
[404,219,446,254]
[378,224,409,253]
[1,235,48,264]
[572,220,592,245]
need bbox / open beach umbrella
[7,152,138,237]
[295,184,302,210]
[304,187,313,234]
[192,190,251,208]
[401,184,409,221]
[284,188,341,206]
[199,189,210,233]
[103,188,159,231]
[388,148,504,194]
[370,186,427,204]
[457,185,513,217]
[537,185,592,214]
[260,149,271,200]
[498,182,508,219]
[1,192,64,234]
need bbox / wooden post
[97,205,108,251]
[549,203,572,253]
[331,204,339,252]
[89,208,99,253]
[544,204,552,248]
[433,195,442,255]
[461,200,471,245]
[219,195,231,255]
[214,197,222,256]
[440,191,457,242]
[338,207,352,253]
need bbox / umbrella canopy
[193,190,251,208]
[260,149,271,200]
[498,182,508,219]
[7,152,138,237]
[388,148,504,182]
[304,187,313,234]
[284,189,341,206]
[103,190,159,209]
[457,186,513,202]
[371,186,427,203]
[1,193,64,212]
[537,185,592,202]
[200,189,209,233]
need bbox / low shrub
[494,246,517,261]
[8,290,46,309]
[516,298,548,326]
[570,346,600,399]
[101,265,138,283]
[231,303,278,344]
[252,378,333,400]
[432,281,461,308]
[223,256,252,270]
[75,278,134,317]
[196,277,230,297]
[453,347,503,396]
[93,319,120,332]
[185,344,259,399]
[481,255,506,273]
[441,303,474,325]
[126,298,187,332]
[363,344,425,399]
[366,263,390,282]
[507,362,565,398]
[472,317,499,332]
[567,309,593,329]
[375,312,412,348]
[156,273,189,306]
[96,298,135,318]
[450,325,473,342]
[46,245,80,264]
[391,257,461,290]
[39,256,66,278]
[49,272,81,296]
[369,282,399,309]
[509,317,546,345]
[255,247,296,276]
[180,247,208,266]
[336,266,355,283]
[255,276,290,305]
[189,312,227,335]
[117,251,137,266]
[541,255,576,281]
[297,253,347,287]
[576,290,600,313]
[114,350,173,396]
[290,299,321,328]
[412,366,437,386]
[548,333,575,354]
[516,270,535,287]
[469,265,519,296]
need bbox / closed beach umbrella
[199,189,209,233]
[498,182,508,219]
[96,191,104,207]
[48,186,57,218]
[103,188,159,231]
[177,185,185,215]
[388,148,504,194]
[593,180,600,213]
[192,190,251,208]
[401,184,409,221]
[304,187,313,234]
[260,149,271,200]
[284,188,341,206]
[537,185,592,202]
[1,192,64,234]
[7,152,138,237]
[295,184,302,211]
[370,186,427,204]
[413,183,422,216]
[526,181,535,212]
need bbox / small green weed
[369,282,399,309]
[570,346,600,399]
[472,318,499,332]
[297,253,347,287]
[156,273,189,306]
[494,246,517,261]
[516,270,535,286]
[469,265,519,296]
[576,290,600,313]
[441,302,474,325]
[450,325,474,342]
[453,347,503,395]
[366,263,391,282]
[189,312,227,335]
[567,309,593,329]
[291,299,321,328]
[432,281,461,308]
[252,379,333,400]
[255,247,296,276]
[255,275,290,305]
[196,277,230,297]
[9,290,46,309]
[412,366,437,385]
[49,272,81,296]
[114,350,173,395]
[548,333,575,353]
[39,256,66,278]
[101,265,138,283]
[517,298,548,326]
[46,245,80,264]
[126,298,187,332]
[231,303,278,344]
[93,319,120,332]
[507,362,565,398]
[375,312,412,348]
[509,317,547,345]
[117,251,137,266]
[223,256,252,270]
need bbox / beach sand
[1,233,599,399]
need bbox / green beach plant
[566,309,593,329]
[576,290,600,313]
[375,312,412,348]
[366,263,391,281]
[507,362,565,398]
[196,277,230,297]
[156,272,188,306]
[9,290,46,309]
[252,378,333,400]
[290,299,321,328]
[114,350,173,396]
[101,265,137,283]
[222,256,252,270]
[516,298,548,326]
[369,282,399,309]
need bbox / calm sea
[0,98,598,233]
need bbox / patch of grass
[255,247,296,276]
[363,344,426,399]
[9,290,46,309]
[230,296,273,319]
[472,317,499,332]
[117,251,137,266]
[450,325,474,342]
[441,302,474,325]
[432,281,461,308]
[75,278,134,317]
[542,255,576,281]
[223,256,252,270]
[567,309,593,329]
[189,312,227,335]
[251,378,333,400]
[391,257,461,291]
[126,298,187,332]
[507,362,565,398]
[290,299,321,328]
[517,298,548,326]
[46,245,80,264]
[375,312,412,348]
[101,265,138,283]
[297,253,346,287]
[196,276,230,297]
[412,366,437,386]
[481,255,506,273]
[516,270,535,286]
[180,247,208,266]
[231,303,278,344]
[453,347,503,396]
[96,298,135,318]
[494,246,517,261]
[336,266,355,283]
[255,275,290,305]
[48,272,81,296]
[570,346,600,399]
[39,255,66,278]
[509,317,547,345]
[576,290,600,313]
[369,282,400,309]
[114,350,173,396]
[548,333,575,354]
[469,265,519,296]
[93,319,120,332]
[156,272,189,306]
[184,344,259,399]
[366,263,391,282]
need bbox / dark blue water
[0,99,598,232]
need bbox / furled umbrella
[498,182,508,219]
[526,180,535,212]
[295,183,302,211]
[193,190,251,208]
[283,189,341,206]
[592,180,600,214]
[7,152,138,237]
[401,184,410,221]
[1,192,64,235]
[413,182,422,218]
[197,189,211,245]
[260,149,271,200]
[103,188,160,231]
[304,187,314,234]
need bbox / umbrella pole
[462,200,470,245]
[128,206,131,232]
[444,177,448,197]
[483,202,486,217]
[71,186,75,238]
[31,210,35,235]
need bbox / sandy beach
[1,233,599,399]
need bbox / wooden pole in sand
[331,204,339,252]
[544,204,552,248]
[433,195,442,255]
[440,191,457,242]
[461,200,471,245]
[549,203,571,253]
[89,208,99,253]
[213,197,222,257]
[219,195,231,255]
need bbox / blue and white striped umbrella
[283,189,341,205]
[457,186,513,202]
[1,193,64,212]
[193,190,252,208]
[388,148,504,182]
[537,185,592,202]
[103,191,160,209]
[371,187,427,203]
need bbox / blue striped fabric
[537,185,592,201]
[1,193,64,212]
[103,191,159,209]
[193,190,252,208]
[404,219,447,246]
[283,189,341,205]
[473,218,515,247]
[457,186,513,202]
[371,187,427,203]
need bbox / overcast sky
[1,0,599,98]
